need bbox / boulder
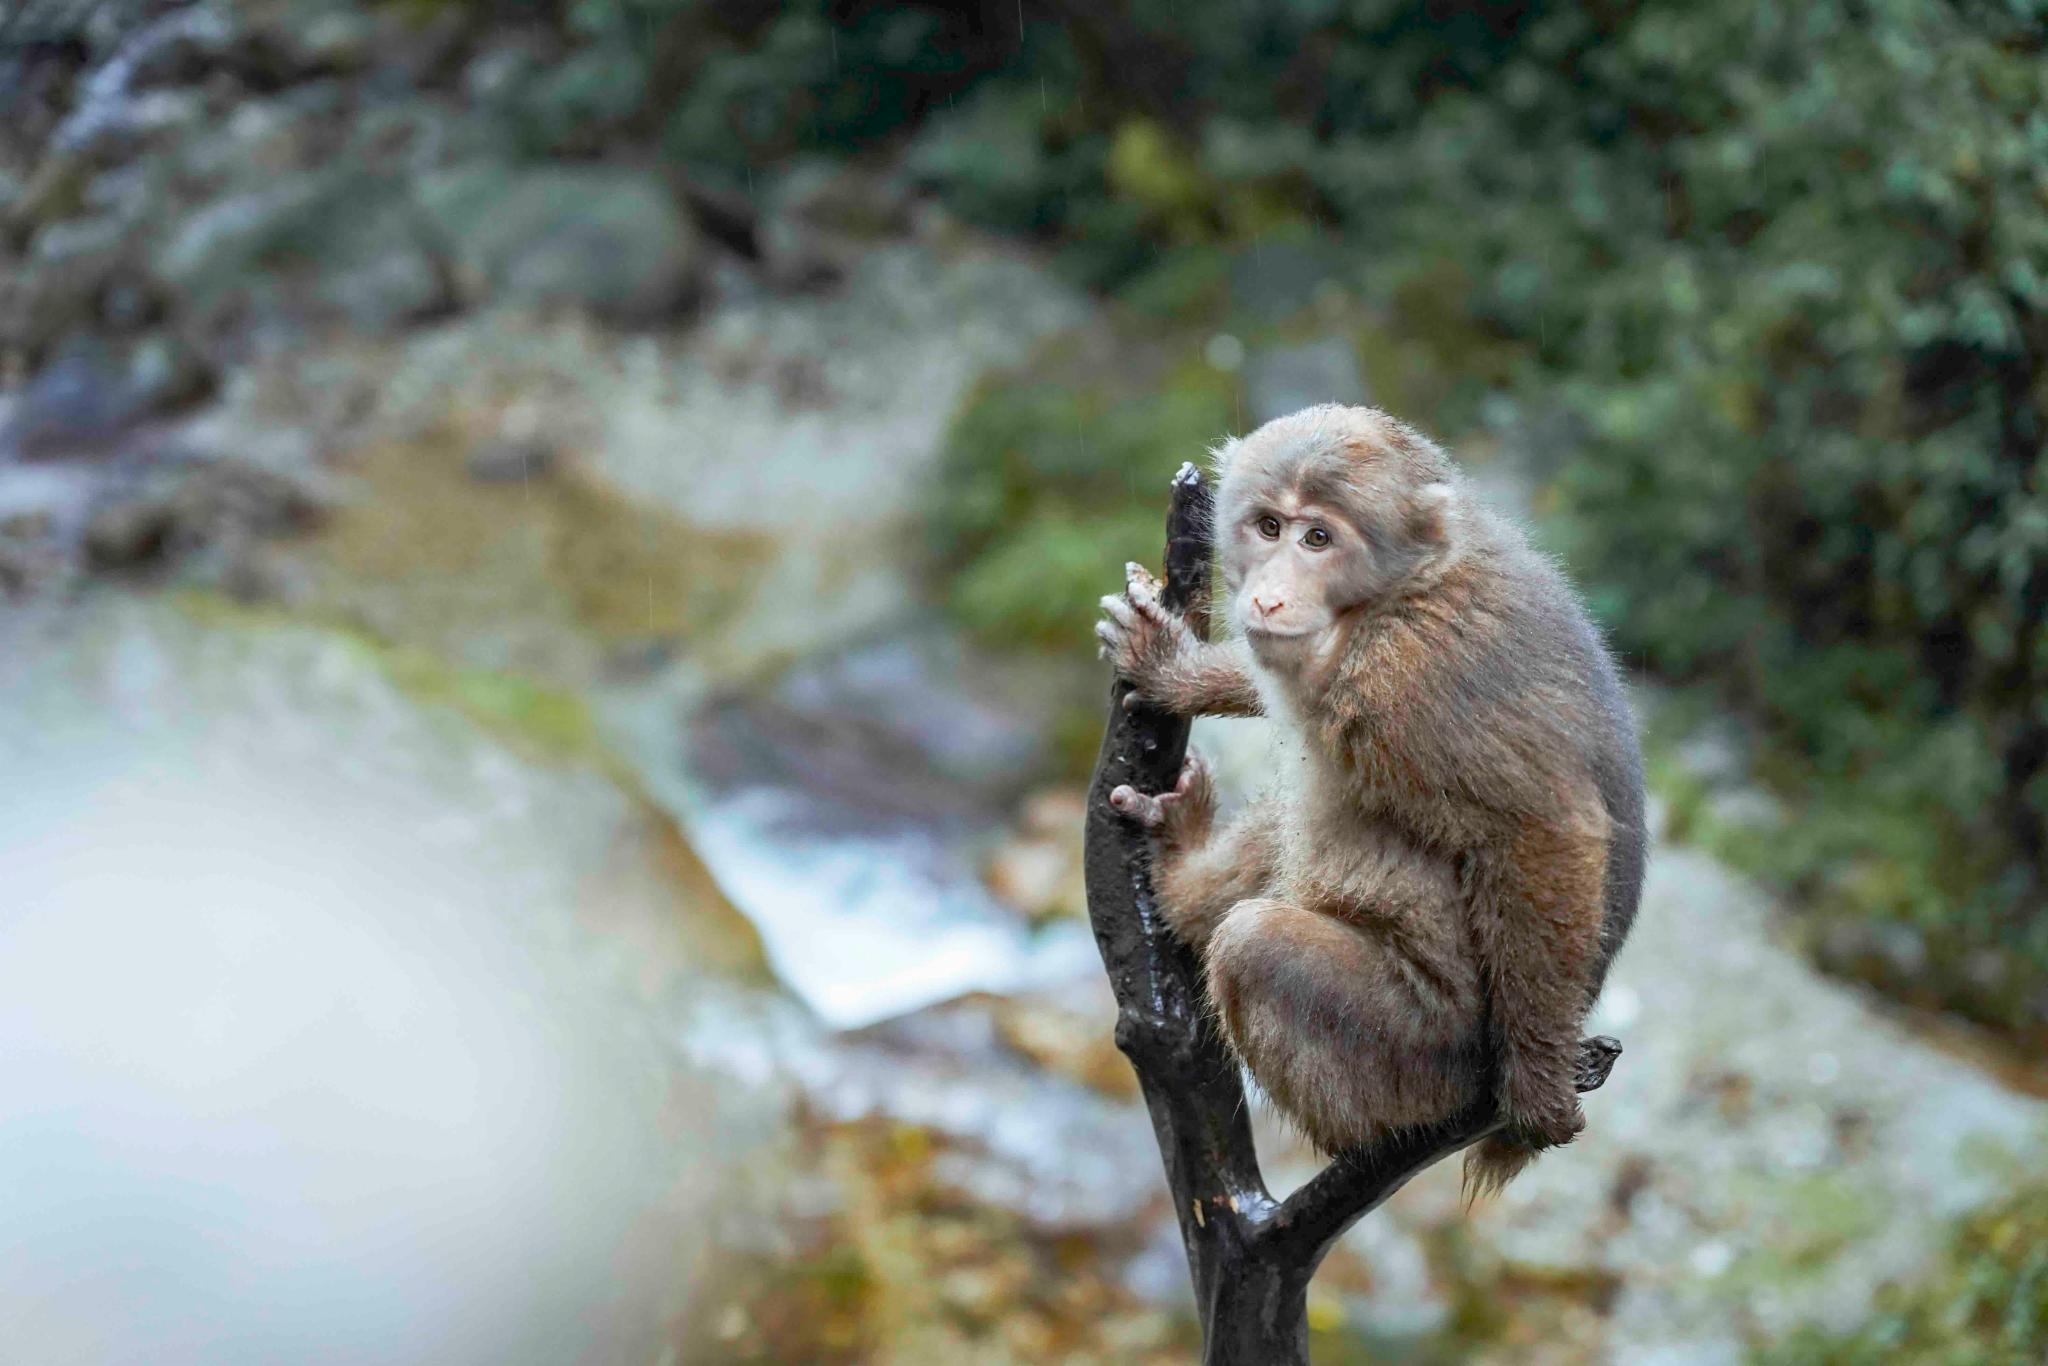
[311,197,450,334]
[759,159,913,291]
[83,456,326,572]
[149,173,346,321]
[6,213,133,358]
[124,330,214,412]
[1242,334,1368,426]
[9,152,89,236]
[466,436,557,485]
[2,336,136,459]
[418,162,702,322]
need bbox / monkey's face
[1222,491,1376,652]
[1216,406,1460,663]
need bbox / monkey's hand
[1096,561,1201,711]
[1108,752,1215,850]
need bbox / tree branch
[1082,463,1623,1365]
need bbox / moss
[1728,1174,1886,1292]
[175,587,604,766]
[1757,1181,2048,1365]
[292,428,769,686]
[930,332,1239,654]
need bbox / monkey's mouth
[1242,622,1320,645]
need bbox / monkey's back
[1466,511,1648,984]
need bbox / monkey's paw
[1108,752,1214,845]
[1096,561,1195,708]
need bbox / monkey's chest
[1279,806,1462,928]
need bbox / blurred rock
[3,336,136,459]
[7,213,133,358]
[10,152,89,234]
[293,10,377,73]
[2,326,217,463]
[83,455,325,574]
[466,436,557,485]
[1243,334,1367,426]
[760,160,912,291]
[1228,236,1351,320]
[986,989,1137,1101]
[81,493,174,567]
[172,455,327,539]
[418,163,702,322]
[777,159,912,238]
[983,837,1075,921]
[983,786,1088,924]
[794,986,1159,1235]
[694,628,1054,827]
[677,174,761,260]
[124,330,213,412]
[312,200,449,334]
[150,173,345,320]
[0,510,66,595]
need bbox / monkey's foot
[1574,1035,1622,1091]
[1108,753,1214,843]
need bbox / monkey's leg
[1110,759,1278,949]
[1098,562,1262,717]
[1154,790,1285,951]
[1470,822,1610,1152]
[1204,899,1486,1154]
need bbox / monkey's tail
[1461,1132,1538,1205]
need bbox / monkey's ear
[1408,482,1458,544]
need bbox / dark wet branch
[1081,464,1621,1366]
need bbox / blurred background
[1,0,2044,1361]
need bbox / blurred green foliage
[482,0,2048,1035]
[1760,1179,2048,1365]
[1493,3,2048,1043]
[930,342,1237,649]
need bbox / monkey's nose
[1252,595,1284,617]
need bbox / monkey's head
[1212,404,1460,658]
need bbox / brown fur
[1100,404,1646,1193]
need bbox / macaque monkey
[1096,404,1645,1193]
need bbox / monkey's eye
[1256,515,1282,539]
[1303,526,1331,549]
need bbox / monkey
[1095,403,1646,1194]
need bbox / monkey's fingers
[1096,617,1143,677]
[1107,784,1169,828]
[1098,594,1142,632]
[1123,562,1169,622]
